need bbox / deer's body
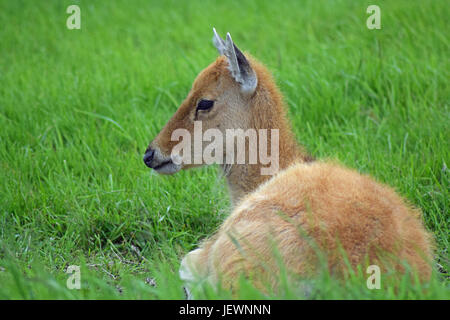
[143,30,434,294]
[180,161,433,292]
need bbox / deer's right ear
[212,28,257,95]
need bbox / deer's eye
[196,99,214,111]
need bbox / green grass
[0,0,448,299]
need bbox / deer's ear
[212,28,227,55]
[212,29,257,94]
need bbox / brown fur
[150,55,310,204]
[190,161,434,291]
[148,52,434,292]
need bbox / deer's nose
[143,148,155,168]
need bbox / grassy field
[0,0,448,299]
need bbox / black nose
[143,148,155,168]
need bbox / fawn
[143,29,434,294]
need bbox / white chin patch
[154,162,181,175]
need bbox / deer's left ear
[212,28,257,94]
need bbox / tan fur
[148,50,434,292]
[189,161,434,291]
[150,55,311,204]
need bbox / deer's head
[143,29,259,174]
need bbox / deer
[143,29,434,295]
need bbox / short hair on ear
[212,28,257,94]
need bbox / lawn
[0,0,448,299]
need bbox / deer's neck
[222,86,312,206]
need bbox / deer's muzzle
[143,148,155,168]
[143,146,181,175]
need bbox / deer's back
[217,161,433,280]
